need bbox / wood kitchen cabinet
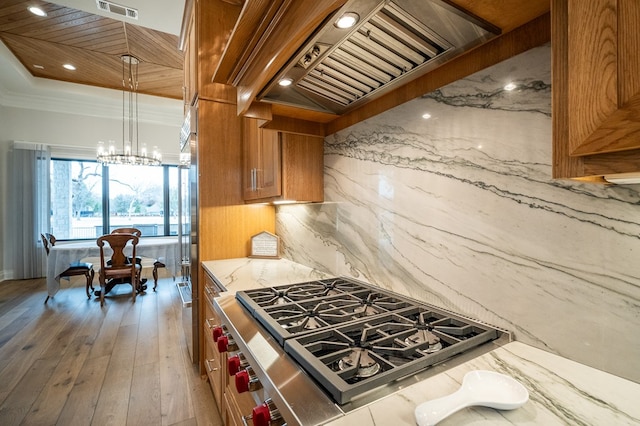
[552,0,640,180]
[243,118,281,200]
[243,118,324,203]
[203,271,226,413]
[223,382,257,426]
[204,334,224,413]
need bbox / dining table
[46,236,181,298]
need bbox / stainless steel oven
[214,277,509,425]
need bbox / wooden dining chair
[96,233,140,307]
[41,233,95,302]
[110,227,141,237]
[111,227,163,291]
[110,227,144,289]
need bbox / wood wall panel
[197,0,242,100]
[213,0,282,84]
[450,0,549,33]
[197,99,243,207]
[261,115,326,137]
[199,205,275,261]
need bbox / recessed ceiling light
[279,78,293,87]
[422,113,431,119]
[504,82,517,91]
[335,12,359,29]
[28,6,47,17]
[63,64,76,70]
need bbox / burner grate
[236,278,372,313]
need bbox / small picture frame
[249,231,280,259]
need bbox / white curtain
[9,142,51,279]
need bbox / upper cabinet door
[259,129,281,199]
[243,118,281,201]
[553,0,640,180]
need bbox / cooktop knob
[235,370,250,393]
[212,326,224,342]
[251,399,283,426]
[227,353,247,376]
[216,333,238,352]
[216,335,229,352]
[251,403,270,426]
[235,367,261,393]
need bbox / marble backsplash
[275,44,640,383]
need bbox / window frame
[50,158,178,241]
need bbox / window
[50,159,179,239]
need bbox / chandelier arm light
[97,54,162,166]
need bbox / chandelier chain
[97,54,161,166]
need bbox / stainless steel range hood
[259,0,500,114]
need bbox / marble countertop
[202,258,640,425]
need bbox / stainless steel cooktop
[234,277,507,406]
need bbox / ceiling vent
[96,0,139,20]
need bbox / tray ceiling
[0,0,183,100]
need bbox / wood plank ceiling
[0,0,183,99]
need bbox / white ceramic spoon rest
[414,370,529,426]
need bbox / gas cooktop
[235,277,505,405]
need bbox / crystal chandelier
[97,55,161,166]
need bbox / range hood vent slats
[315,64,376,93]
[307,69,367,99]
[350,31,417,71]
[298,77,355,105]
[368,13,443,58]
[339,41,404,77]
[358,22,427,65]
[330,49,393,84]
[383,1,452,50]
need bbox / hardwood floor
[0,274,222,426]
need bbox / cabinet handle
[205,358,219,373]
[251,168,257,191]
[205,318,217,329]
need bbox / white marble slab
[201,258,330,294]
[275,43,640,383]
